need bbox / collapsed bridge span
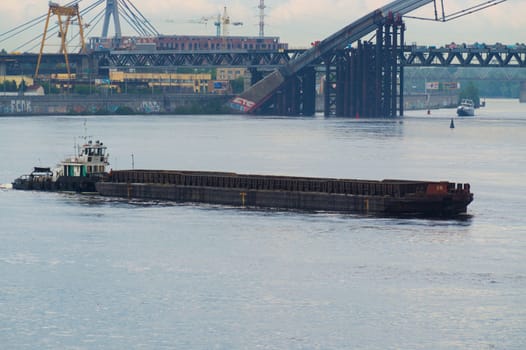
[229,0,434,117]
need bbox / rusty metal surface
[106,169,471,199]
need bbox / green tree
[19,79,27,92]
[1,80,18,92]
[230,77,245,93]
[74,84,92,95]
[459,81,480,107]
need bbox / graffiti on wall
[140,100,161,113]
[11,100,32,113]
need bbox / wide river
[0,99,525,349]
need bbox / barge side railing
[106,170,471,198]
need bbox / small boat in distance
[12,139,109,192]
[457,99,475,117]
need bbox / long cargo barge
[12,139,473,217]
[96,169,473,217]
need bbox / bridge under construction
[229,0,512,117]
[0,0,517,117]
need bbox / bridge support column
[340,42,372,118]
[399,21,405,116]
[249,15,404,118]
[520,81,526,103]
[378,12,404,117]
[336,52,348,116]
[249,68,264,85]
[275,76,300,115]
[76,56,91,79]
[261,67,316,116]
[300,67,316,116]
[324,56,337,116]
[320,16,404,118]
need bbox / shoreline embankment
[0,93,232,116]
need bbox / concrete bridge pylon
[520,81,526,103]
[102,0,122,39]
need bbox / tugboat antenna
[79,119,93,144]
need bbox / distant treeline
[405,67,525,98]
[0,80,24,92]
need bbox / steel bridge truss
[401,47,526,67]
[94,50,305,70]
[91,46,526,71]
[3,45,525,81]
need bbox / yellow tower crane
[35,2,87,79]
[186,6,243,37]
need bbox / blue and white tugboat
[12,139,109,193]
[456,99,475,117]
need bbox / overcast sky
[0,0,523,51]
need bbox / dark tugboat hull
[457,108,474,117]
[12,176,102,193]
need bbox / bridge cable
[63,7,107,53]
[0,0,81,40]
[14,0,105,53]
[0,15,47,41]
[15,0,105,51]
[404,0,507,22]
[121,0,159,36]
[65,0,107,51]
[440,0,507,21]
[0,0,88,49]
[118,0,158,37]
[118,0,150,36]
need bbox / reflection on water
[325,118,405,139]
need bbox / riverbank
[403,93,459,110]
[0,93,232,116]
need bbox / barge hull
[95,181,471,217]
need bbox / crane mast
[258,0,266,37]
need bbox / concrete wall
[520,81,526,103]
[404,93,459,110]
[0,94,231,115]
[315,93,459,114]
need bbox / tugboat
[456,99,475,117]
[12,139,109,193]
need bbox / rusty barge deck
[95,170,473,217]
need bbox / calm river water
[0,99,525,349]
